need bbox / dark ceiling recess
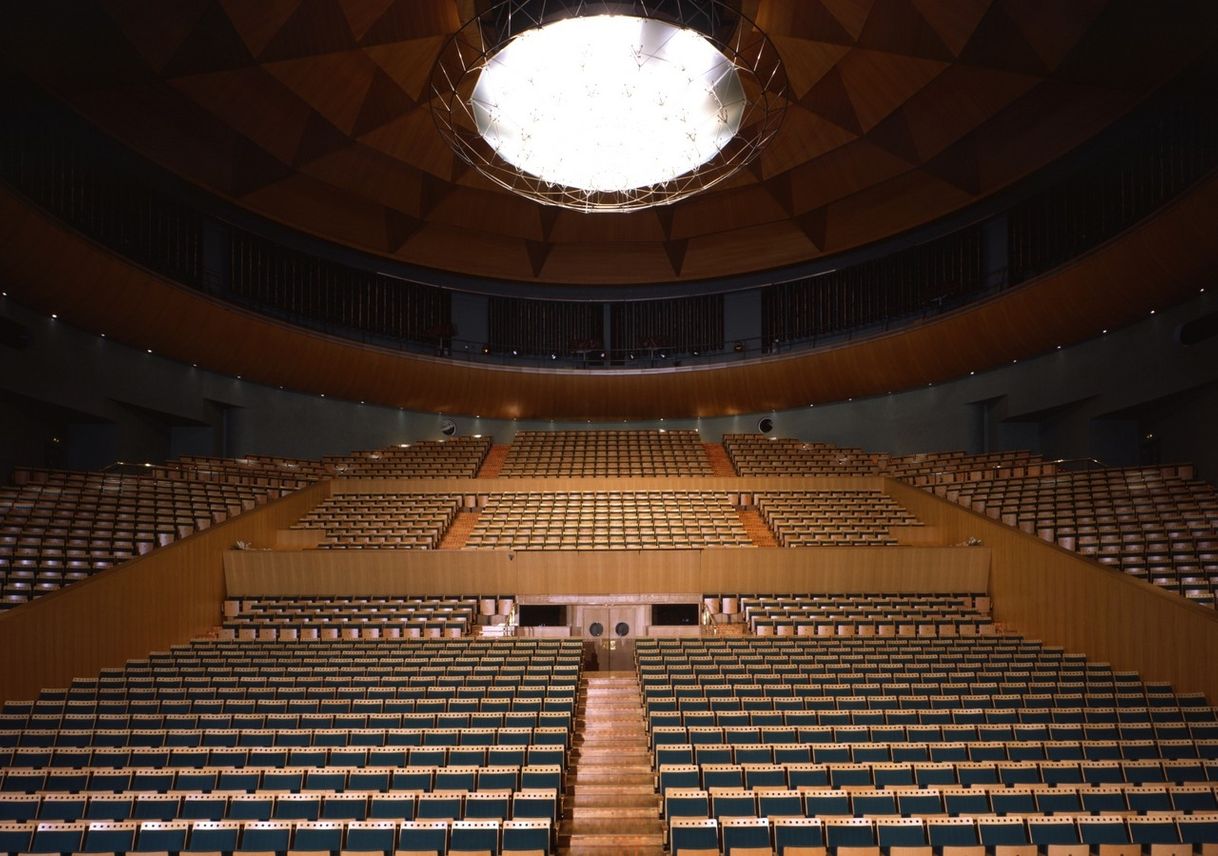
[1179,310,1218,347]
[473,0,743,50]
[0,316,29,350]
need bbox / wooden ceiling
[4,0,1215,285]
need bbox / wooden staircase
[437,510,479,549]
[704,442,737,476]
[477,444,510,478]
[738,506,780,547]
[559,671,664,855]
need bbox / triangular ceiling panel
[103,0,212,73]
[857,0,956,62]
[999,0,1112,74]
[800,65,864,135]
[292,111,353,167]
[834,49,948,131]
[360,0,459,46]
[170,67,315,164]
[769,36,852,100]
[258,0,358,62]
[160,2,258,78]
[957,2,1052,77]
[908,0,993,57]
[217,0,300,58]
[350,66,416,136]
[363,37,449,102]
[339,0,399,41]
[817,0,876,42]
[264,50,379,135]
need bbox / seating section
[160,436,492,484]
[220,596,496,640]
[0,620,577,856]
[500,430,712,478]
[934,464,1218,609]
[324,437,492,479]
[0,471,280,612]
[290,494,461,549]
[754,490,922,546]
[886,449,1052,486]
[724,435,884,476]
[710,593,994,636]
[154,455,327,490]
[464,491,753,550]
[641,597,1218,854]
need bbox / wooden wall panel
[2,173,1216,420]
[223,546,989,598]
[0,483,328,704]
[887,479,1218,703]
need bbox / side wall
[887,479,1218,703]
[0,483,327,703]
[223,546,990,600]
[2,291,1217,479]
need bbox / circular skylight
[470,15,746,193]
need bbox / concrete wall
[2,289,1216,482]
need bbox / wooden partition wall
[0,483,327,704]
[330,476,888,495]
[887,479,1218,703]
[224,546,989,598]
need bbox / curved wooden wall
[887,480,1218,704]
[0,483,328,704]
[1,172,1216,419]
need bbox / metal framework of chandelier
[430,0,787,212]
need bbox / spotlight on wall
[733,341,744,353]
[481,343,492,355]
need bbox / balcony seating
[465,491,752,551]
[500,430,712,478]
[929,464,1218,607]
[753,491,922,547]
[219,596,483,639]
[290,494,462,550]
[0,471,280,611]
[723,435,884,476]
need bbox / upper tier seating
[754,491,922,546]
[0,471,281,613]
[725,593,992,636]
[933,464,1218,609]
[464,491,752,550]
[290,494,462,549]
[724,435,885,476]
[641,596,1218,855]
[500,430,712,478]
[325,437,492,479]
[887,449,1052,485]
[159,436,492,484]
[0,607,579,856]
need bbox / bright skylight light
[470,15,746,193]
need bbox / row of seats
[931,465,1218,607]
[660,781,1218,814]
[0,816,551,856]
[886,449,1052,485]
[464,491,753,550]
[667,812,1218,855]
[290,494,461,550]
[498,429,711,477]
[0,788,560,821]
[753,491,921,547]
[0,763,565,794]
[0,471,279,610]
[723,435,883,476]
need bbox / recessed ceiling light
[1101,329,1108,334]
[146,348,152,354]
[50,314,58,319]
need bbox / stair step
[567,791,660,809]
[561,819,665,837]
[570,806,659,820]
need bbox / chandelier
[430,0,787,212]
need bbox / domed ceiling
[4,0,1215,285]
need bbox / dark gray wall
[2,290,1216,482]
